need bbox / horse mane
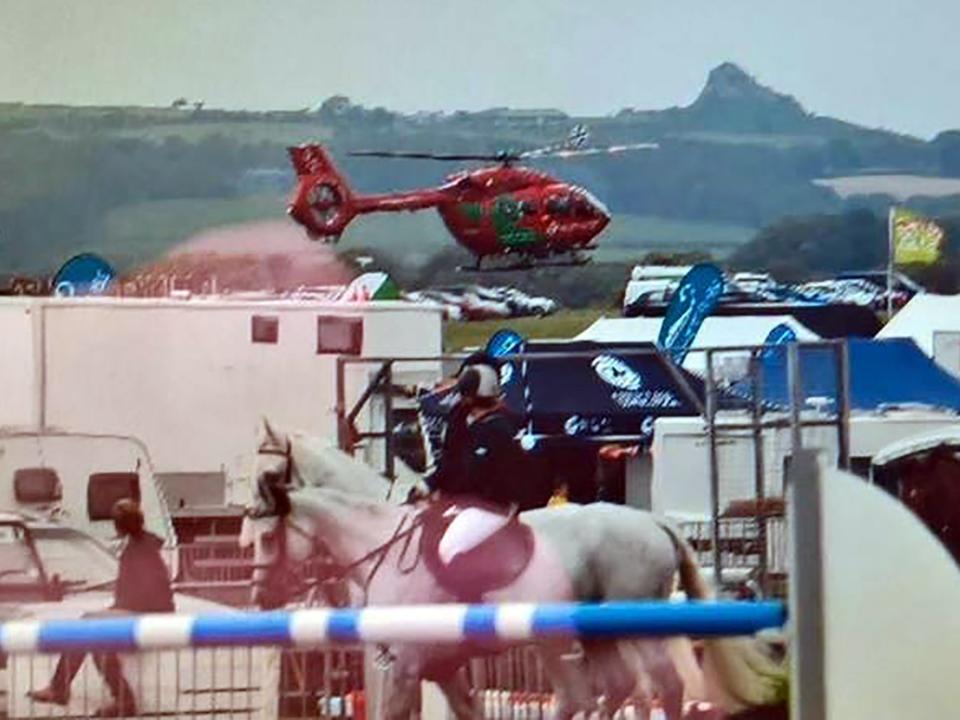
[286,429,393,499]
[256,419,426,508]
[292,483,390,518]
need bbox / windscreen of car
[30,527,117,588]
[0,524,42,587]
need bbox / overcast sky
[1,0,956,138]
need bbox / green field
[94,194,288,269]
[95,194,451,270]
[599,214,756,261]
[443,308,608,351]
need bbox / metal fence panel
[3,647,371,720]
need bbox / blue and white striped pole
[1,601,785,654]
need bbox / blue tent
[748,338,960,412]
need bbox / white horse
[240,422,783,720]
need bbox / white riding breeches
[438,507,510,564]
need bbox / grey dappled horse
[240,421,782,720]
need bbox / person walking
[27,499,174,717]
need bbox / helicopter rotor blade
[349,150,509,162]
[519,142,659,160]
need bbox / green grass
[443,308,608,351]
[95,193,451,271]
[93,194,287,269]
[598,214,756,261]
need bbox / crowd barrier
[0,601,784,719]
[0,601,786,654]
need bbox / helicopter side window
[545,196,571,216]
[518,200,536,216]
[571,194,596,219]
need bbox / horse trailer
[644,409,960,521]
[0,296,443,508]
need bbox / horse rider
[422,357,529,572]
[28,499,174,717]
[426,357,522,507]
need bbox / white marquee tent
[877,294,960,376]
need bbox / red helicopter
[286,127,656,271]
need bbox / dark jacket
[426,402,471,495]
[428,405,525,508]
[112,531,175,613]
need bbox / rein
[331,511,424,602]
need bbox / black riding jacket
[427,405,524,507]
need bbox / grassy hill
[2,62,959,301]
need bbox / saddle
[420,499,535,603]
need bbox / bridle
[249,439,331,605]
[256,437,296,488]
[250,439,425,606]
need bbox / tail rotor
[287,145,356,240]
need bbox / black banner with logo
[520,341,703,439]
[418,341,704,460]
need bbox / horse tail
[657,521,712,601]
[656,521,787,714]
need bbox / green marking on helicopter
[459,202,483,223]
[492,196,539,248]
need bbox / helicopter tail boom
[287,144,450,240]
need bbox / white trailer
[0,429,175,551]
[644,408,960,520]
[0,296,443,506]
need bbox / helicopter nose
[595,202,611,227]
[588,198,611,234]
[587,193,611,223]
[573,188,610,227]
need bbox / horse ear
[262,417,280,445]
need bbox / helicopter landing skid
[458,253,593,273]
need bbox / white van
[623,265,694,312]
[0,428,176,555]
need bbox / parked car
[0,513,271,719]
[403,290,463,320]
[497,287,557,317]
[623,265,693,312]
[459,290,513,321]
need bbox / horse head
[256,418,423,502]
[245,419,394,609]
[240,419,318,608]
